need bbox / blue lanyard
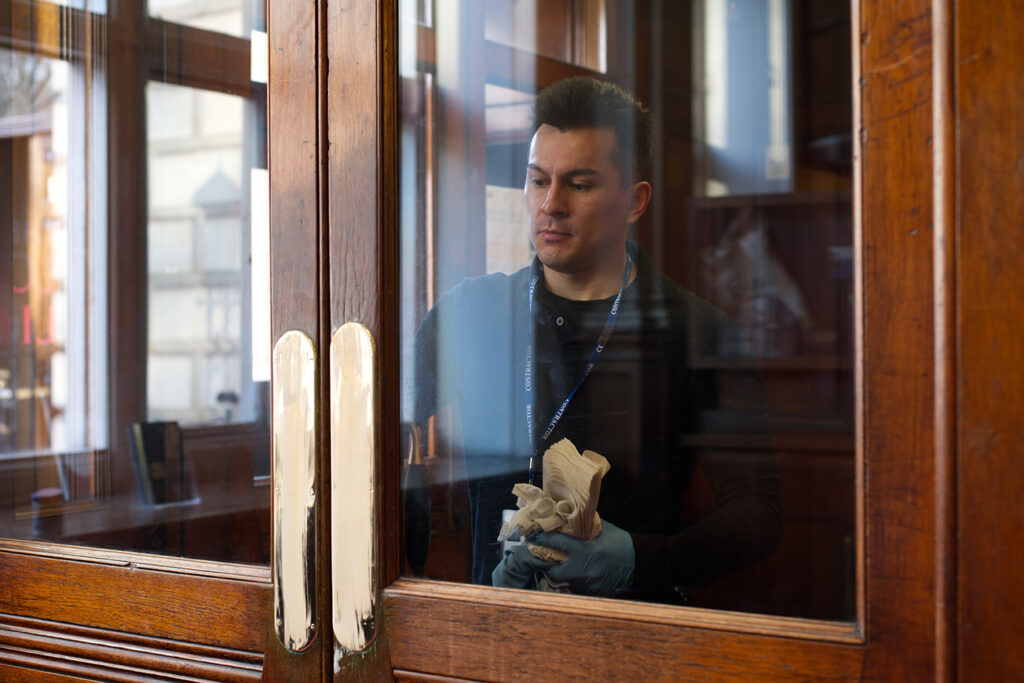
[525,255,633,484]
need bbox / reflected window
[1,36,110,512]
[1,0,271,564]
[149,0,252,39]
[145,82,267,427]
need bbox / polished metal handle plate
[272,330,317,653]
[330,322,377,652]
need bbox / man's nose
[541,183,568,217]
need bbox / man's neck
[541,252,636,301]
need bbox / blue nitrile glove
[529,521,635,596]
[491,543,559,589]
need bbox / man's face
[525,124,649,278]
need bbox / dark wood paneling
[0,550,269,652]
[955,0,1024,679]
[326,0,401,677]
[858,0,937,679]
[394,671,478,683]
[265,0,324,677]
[385,582,864,682]
[0,614,261,682]
[0,663,95,683]
[108,0,151,508]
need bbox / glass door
[396,0,855,619]
[1,0,271,563]
[0,1,324,679]
[0,0,947,678]
[325,0,942,679]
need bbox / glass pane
[148,0,259,40]
[399,0,854,620]
[0,1,271,563]
[146,83,262,429]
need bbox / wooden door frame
[326,0,946,679]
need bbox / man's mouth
[536,227,571,240]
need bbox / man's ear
[626,181,652,224]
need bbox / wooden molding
[0,550,270,653]
[0,539,270,582]
[386,578,862,644]
[383,587,865,681]
[393,670,479,683]
[0,614,260,682]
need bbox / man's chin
[534,249,574,273]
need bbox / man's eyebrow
[526,163,601,177]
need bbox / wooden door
[319,0,992,680]
[3,0,1021,679]
[0,0,326,680]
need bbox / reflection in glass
[149,0,250,39]
[1,1,270,565]
[1,37,110,530]
[146,82,263,427]
[400,0,854,620]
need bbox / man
[411,77,781,603]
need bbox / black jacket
[412,242,782,602]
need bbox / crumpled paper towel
[497,438,610,562]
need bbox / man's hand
[492,543,558,589]
[529,520,635,596]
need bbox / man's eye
[571,183,591,191]
[529,177,547,187]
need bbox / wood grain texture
[326,2,401,680]
[0,614,261,682]
[857,0,937,679]
[384,589,866,682]
[107,0,151,508]
[955,0,1024,679]
[269,0,321,339]
[394,671,480,683]
[0,551,269,652]
[264,0,325,678]
[388,578,862,643]
[0,663,96,683]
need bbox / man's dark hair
[533,77,653,184]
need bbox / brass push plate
[272,330,317,652]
